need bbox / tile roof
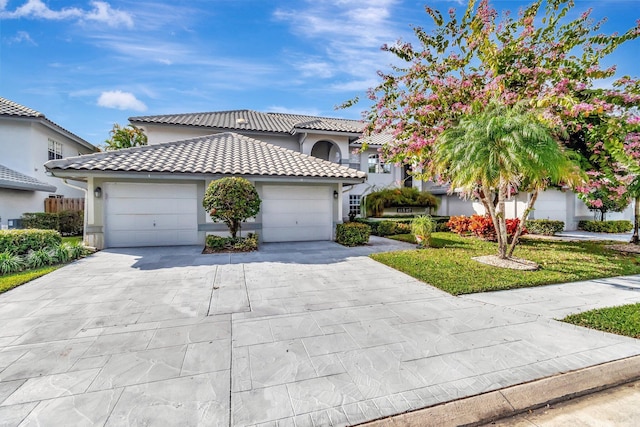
[0,164,57,192]
[45,132,366,182]
[130,110,365,134]
[0,97,97,151]
[353,133,395,147]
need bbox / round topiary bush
[203,177,261,238]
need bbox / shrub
[447,215,472,235]
[0,229,62,255]
[448,215,526,241]
[578,220,633,233]
[411,215,435,248]
[364,188,438,217]
[203,177,261,238]
[26,249,54,269]
[205,234,259,252]
[0,252,24,275]
[21,211,83,236]
[353,218,379,235]
[396,223,412,234]
[376,221,399,236]
[433,216,451,232]
[50,243,72,264]
[336,223,370,246]
[525,219,565,235]
[68,242,92,260]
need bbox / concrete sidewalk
[0,238,639,426]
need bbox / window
[349,195,361,216]
[349,152,361,170]
[368,154,390,174]
[48,139,62,160]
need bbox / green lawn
[563,303,640,338]
[373,233,640,295]
[62,236,83,245]
[0,266,60,294]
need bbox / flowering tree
[600,78,640,243]
[357,0,639,213]
[434,102,580,259]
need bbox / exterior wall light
[94,187,102,198]
[333,190,339,199]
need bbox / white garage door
[105,183,199,248]
[262,185,332,242]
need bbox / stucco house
[0,97,98,229]
[45,132,365,248]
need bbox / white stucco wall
[0,118,95,228]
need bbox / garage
[261,185,332,242]
[105,182,199,247]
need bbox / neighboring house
[0,97,98,229]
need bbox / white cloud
[0,0,133,28]
[84,1,134,28]
[97,91,147,111]
[5,30,37,45]
[273,0,406,92]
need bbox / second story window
[48,139,62,160]
[368,154,390,174]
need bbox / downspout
[61,179,88,246]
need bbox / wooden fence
[44,198,85,213]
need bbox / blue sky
[1,0,638,147]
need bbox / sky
[0,0,638,148]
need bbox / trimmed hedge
[525,219,565,236]
[205,233,258,252]
[0,229,62,256]
[578,220,633,233]
[336,223,370,246]
[21,211,83,236]
[354,216,450,235]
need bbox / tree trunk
[507,189,539,258]
[481,184,506,257]
[632,196,639,245]
[496,180,508,259]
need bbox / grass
[563,303,640,338]
[0,266,60,294]
[62,236,83,245]
[372,232,640,295]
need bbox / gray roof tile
[0,164,57,192]
[45,132,366,181]
[130,110,364,134]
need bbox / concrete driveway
[1,237,640,426]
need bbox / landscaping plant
[363,187,438,217]
[346,0,640,259]
[525,220,565,236]
[203,177,261,239]
[411,215,435,248]
[0,252,23,275]
[336,222,370,246]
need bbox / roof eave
[46,169,366,185]
[0,180,57,192]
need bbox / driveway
[1,237,640,426]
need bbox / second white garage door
[105,182,199,248]
[261,185,332,242]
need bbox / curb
[358,355,640,427]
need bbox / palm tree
[104,124,148,151]
[433,102,582,259]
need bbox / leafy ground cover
[0,266,59,294]
[375,233,640,295]
[563,303,640,339]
